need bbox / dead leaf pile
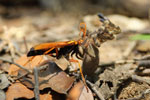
[1,53,93,100]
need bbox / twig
[138,60,150,68]
[0,57,32,73]
[9,42,15,62]
[15,50,22,57]
[34,67,40,100]
[126,89,150,100]
[99,59,137,67]
[122,29,150,34]
[131,75,150,85]
[98,61,115,67]
[95,59,136,75]
[86,80,105,100]
[98,55,150,68]
[13,72,29,81]
[23,36,28,54]
[135,55,150,60]
[123,41,137,59]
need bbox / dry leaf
[0,74,10,89]
[20,61,75,94]
[40,93,52,100]
[82,44,99,78]
[6,82,53,100]
[79,84,94,100]
[6,83,34,100]
[40,71,74,94]
[48,56,69,70]
[8,55,44,76]
[67,81,94,100]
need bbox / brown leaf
[41,71,74,94]
[6,82,53,100]
[82,44,99,78]
[67,81,94,100]
[8,55,44,76]
[20,61,75,94]
[40,93,52,100]
[6,83,34,100]
[48,56,69,70]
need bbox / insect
[26,22,88,91]
[26,13,121,92]
[27,23,86,60]
[26,13,121,63]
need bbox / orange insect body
[33,40,83,50]
[27,39,84,59]
[27,22,86,59]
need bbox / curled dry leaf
[6,82,52,100]
[82,43,99,78]
[20,61,75,94]
[0,74,10,89]
[8,55,44,76]
[67,81,94,100]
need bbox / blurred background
[0,0,149,17]
[0,0,150,61]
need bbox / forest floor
[0,7,150,100]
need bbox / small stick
[0,57,32,73]
[99,55,150,68]
[138,60,150,68]
[123,41,137,59]
[23,36,28,54]
[14,63,49,81]
[86,80,105,100]
[134,55,150,60]
[95,59,137,75]
[131,75,150,85]
[99,59,137,67]
[34,67,40,100]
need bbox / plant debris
[0,6,150,100]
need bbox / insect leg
[79,23,86,37]
[23,56,35,66]
[55,48,59,57]
[43,47,55,55]
[37,47,56,64]
[69,58,88,92]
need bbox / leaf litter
[0,7,150,100]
